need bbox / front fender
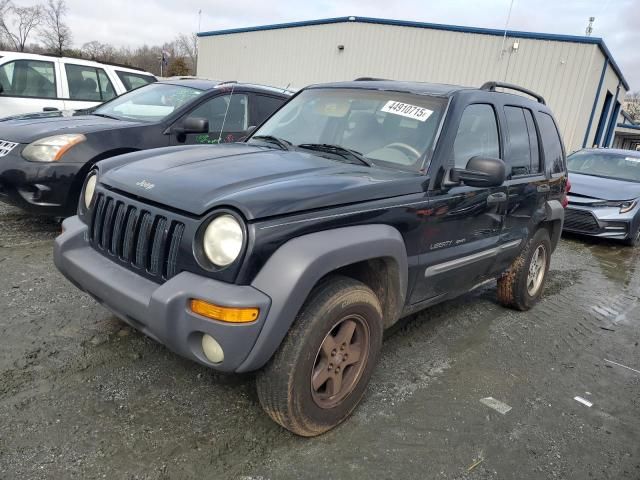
[237,224,408,372]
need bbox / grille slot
[89,193,184,282]
[0,140,18,158]
[564,208,600,233]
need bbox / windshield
[567,150,640,183]
[250,88,447,170]
[94,83,203,122]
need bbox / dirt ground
[0,202,638,480]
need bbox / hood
[0,114,142,143]
[568,172,640,202]
[100,143,423,219]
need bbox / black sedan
[0,79,291,216]
[564,148,640,246]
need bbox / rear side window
[65,64,115,101]
[254,95,284,124]
[453,104,500,168]
[537,112,565,174]
[0,59,56,98]
[116,71,156,91]
[504,106,541,176]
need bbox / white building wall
[198,21,626,152]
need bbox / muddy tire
[256,276,383,437]
[497,228,551,311]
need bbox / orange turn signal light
[190,299,259,323]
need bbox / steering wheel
[384,142,421,160]
[276,103,303,127]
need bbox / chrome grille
[564,208,600,233]
[89,193,185,282]
[0,140,18,157]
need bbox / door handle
[43,107,59,112]
[537,184,550,193]
[487,192,507,205]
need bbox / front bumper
[0,146,80,215]
[54,216,272,372]
[563,205,638,240]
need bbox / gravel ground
[0,202,638,479]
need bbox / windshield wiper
[297,143,371,166]
[92,112,120,120]
[251,135,292,151]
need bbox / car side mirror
[0,84,3,94]
[450,156,506,188]
[180,117,209,134]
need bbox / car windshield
[94,83,203,122]
[249,88,447,170]
[567,150,640,183]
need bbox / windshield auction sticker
[381,101,433,122]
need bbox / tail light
[561,177,571,208]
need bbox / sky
[15,0,640,90]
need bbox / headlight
[202,214,244,267]
[598,200,637,213]
[83,172,97,209]
[22,134,86,162]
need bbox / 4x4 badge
[135,180,154,190]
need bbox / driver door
[170,93,249,146]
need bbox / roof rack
[354,77,389,81]
[480,81,546,105]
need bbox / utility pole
[196,9,202,75]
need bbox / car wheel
[497,228,551,311]
[623,227,640,247]
[256,275,383,437]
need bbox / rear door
[169,92,250,145]
[250,93,287,128]
[0,58,65,116]
[411,102,509,303]
[500,105,548,244]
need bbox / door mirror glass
[182,116,209,134]
[451,156,506,188]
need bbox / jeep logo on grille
[135,180,155,190]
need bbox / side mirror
[450,156,506,188]
[180,117,209,134]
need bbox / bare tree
[81,40,115,62]
[0,2,43,52]
[40,0,71,55]
[175,33,197,74]
[625,92,640,123]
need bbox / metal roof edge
[197,16,629,90]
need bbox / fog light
[190,299,258,323]
[202,334,224,363]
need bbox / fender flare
[237,224,408,372]
[544,199,565,252]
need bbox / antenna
[585,16,595,36]
[217,82,236,144]
[282,82,291,93]
[499,0,516,59]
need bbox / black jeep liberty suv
[54,79,568,436]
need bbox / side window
[0,60,56,98]
[189,93,249,133]
[504,106,541,176]
[254,95,284,124]
[66,64,115,101]
[537,112,565,174]
[453,104,500,168]
[97,69,116,101]
[116,71,156,91]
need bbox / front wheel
[256,276,383,436]
[623,226,640,247]
[497,228,551,311]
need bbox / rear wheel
[256,276,383,437]
[497,228,551,311]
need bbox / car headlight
[22,134,86,162]
[83,172,97,210]
[598,200,637,213]
[202,214,244,267]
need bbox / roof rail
[354,77,388,81]
[37,52,150,73]
[480,81,546,105]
